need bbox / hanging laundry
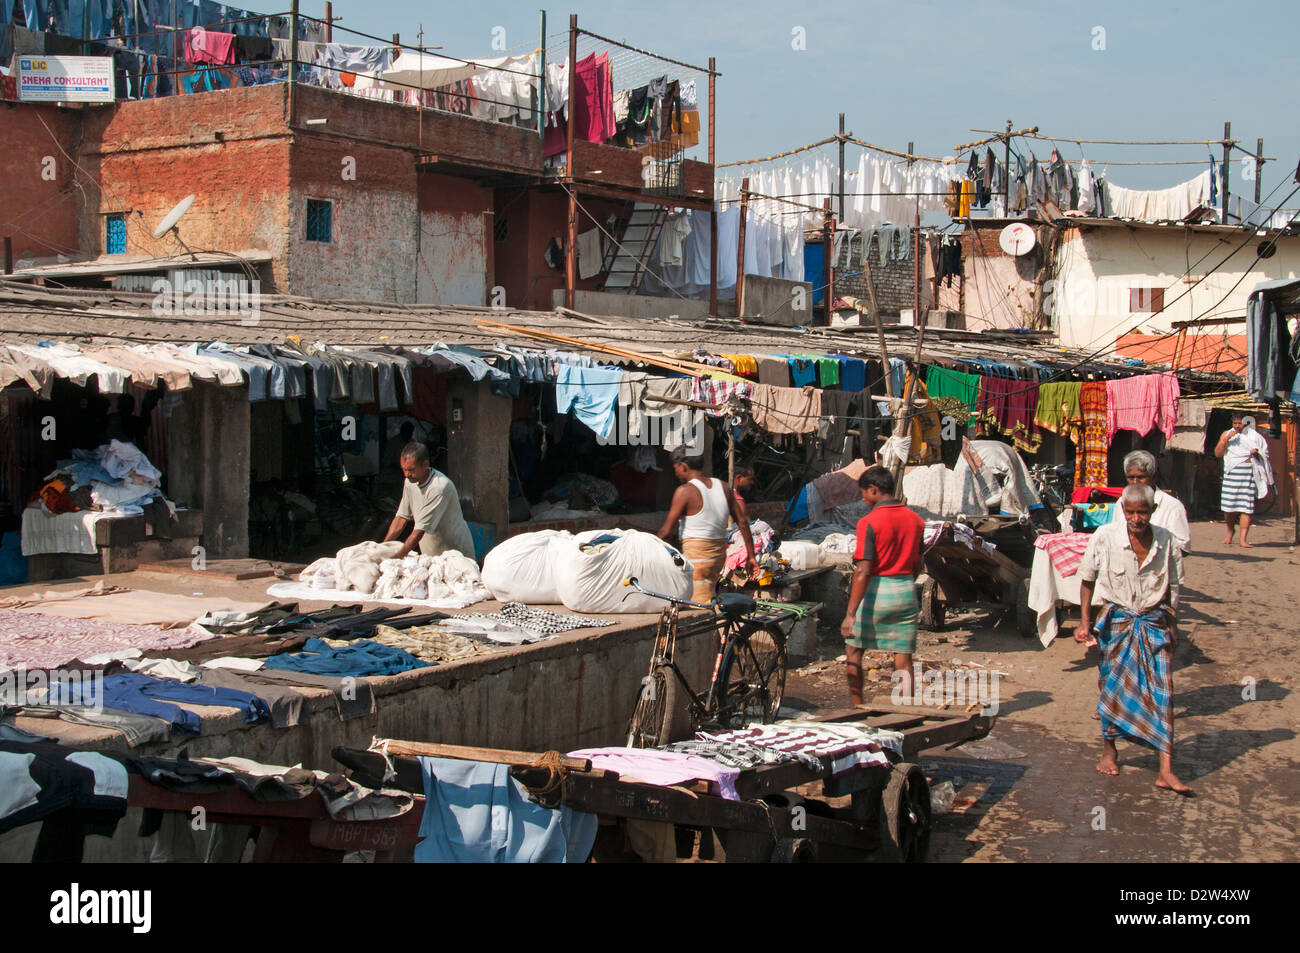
[975,377,1041,453]
[1104,373,1180,441]
[1074,382,1109,489]
[1033,381,1084,441]
[924,366,981,418]
[749,384,821,435]
[554,364,622,438]
[183,27,236,65]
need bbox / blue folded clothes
[51,673,270,737]
[263,638,432,678]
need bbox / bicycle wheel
[626,663,679,748]
[717,623,788,727]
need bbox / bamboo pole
[473,318,748,381]
[381,740,598,773]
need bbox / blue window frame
[306,199,333,243]
[106,214,127,254]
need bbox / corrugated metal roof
[0,279,1240,383]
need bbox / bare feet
[1240,541,1254,549]
[1096,754,1119,776]
[1221,534,1234,545]
[1156,771,1195,796]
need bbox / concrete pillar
[166,382,251,558]
[445,378,510,537]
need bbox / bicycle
[621,576,797,749]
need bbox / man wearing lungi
[657,450,756,603]
[1075,483,1192,795]
[840,467,924,707]
[1215,411,1271,548]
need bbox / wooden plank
[381,740,597,774]
[135,558,302,581]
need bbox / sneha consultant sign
[16,56,113,103]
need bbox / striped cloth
[1220,463,1256,514]
[1033,531,1092,576]
[848,575,918,653]
[1094,604,1176,754]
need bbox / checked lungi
[1094,603,1176,753]
[848,575,918,653]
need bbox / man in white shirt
[1107,450,1190,552]
[1075,483,1190,795]
[382,443,475,560]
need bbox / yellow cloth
[959,179,973,218]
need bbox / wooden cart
[332,704,992,863]
[916,519,1035,636]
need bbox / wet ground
[784,518,1300,862]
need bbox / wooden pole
[286,0,297,123]
[1003,119,1012,209]
[822,198,834,325]
[913,201,921,326]
[890,324,928,499]
[1222,121,1231,223]
[838,113,846,221]
[708,57,718,318]
[565,15,578,311]
[1256,137,1264,205]
[736,177,750,319]
[381,739,598,773]
[537,11,547,139]
[324,1,333,41]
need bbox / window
[105,214,126,254]
[494,217,508,242]
[306,199,333,243]
[1130,287,1164,313]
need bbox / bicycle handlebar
[621,576,715,610]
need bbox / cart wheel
[626,664,680,748]
[877,763,931,863]
[1012,577,1036,638]
[918,578,945,631]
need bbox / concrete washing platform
[0,567,717,862]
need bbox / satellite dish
[153,194,195,239]
[999,223,1036,256]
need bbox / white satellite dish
[999,222,1036,256]
[153,194,195,239]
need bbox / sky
[317,0,1300,211]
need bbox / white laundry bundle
[299,556,339,590]
[480,530,575,604]
[333,541,403,593]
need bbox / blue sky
[318,0,1300,209]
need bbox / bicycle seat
[715,593,756,619]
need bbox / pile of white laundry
[293,541,489,608]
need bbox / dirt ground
[784,517,1300,862]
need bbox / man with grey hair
[381,442,475,560]
[1107,450,1190,552]
[1075,481,1191,795]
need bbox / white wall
[1047,226,1300,349]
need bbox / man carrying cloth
[658,449,756,603]
[382,442,476,560]
[840,466,924,707]
[1075,482,1191,795]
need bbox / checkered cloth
[1033,531,1092,577]
[449,603,614,637]
[1094,604,1175,754]
[698,721,904,775]
[658,740,822,771]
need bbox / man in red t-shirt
[839,466,925,706]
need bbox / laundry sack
[554,529,693,614]
[481,530,574,604]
